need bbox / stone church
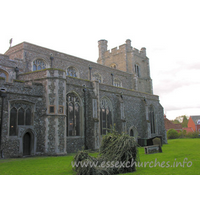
[0,39,167,158]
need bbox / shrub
[72,132,138,175]
[99,132,138,174]
[178,130,187,138]
[185,131,200,138]
[167,129,179,139]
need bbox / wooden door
[23,132,31,156]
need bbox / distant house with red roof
[182,127,194,133]
[187,116,200,132]
[164,115,182,132]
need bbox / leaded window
[10,108,17,136]
[33,59,46,71]
[149,106,155,134]
[100,98,112,135]
[66,93,80,136]
[93,73,102,83]
[66,67,78,77]
[113,78,121,87]
[25,109,32,125]
[9,103,32,136]
[18,108,25,125]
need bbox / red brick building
[164,115,182,132]
[188,116,200,132]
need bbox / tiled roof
[164,117,182,131]
[190,116,200,125]
[183,127,194,133]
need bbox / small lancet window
[149,106,155,134]
[135,64,140,77]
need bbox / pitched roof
[183,127,194,133]
[164,117,182,131]
[190,116,200,125]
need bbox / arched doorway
[130,129,134,136]
[23,132,31,156]
[129,126,138,142]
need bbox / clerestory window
[33,59,46,71]
[113,78,122,87]
[66,67,78,77]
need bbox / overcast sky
[1,0,200,120]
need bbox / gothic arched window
[66,67,78,77]
[0,70,8,81]
[18,108,25,125]
[10,107,17,136]
[93,73,102,83]
[9,103,33,136]
[25,108,32,125]
[66,93,81,136]
[100,97,112,135]
[33,59,46,71]
[110,63,117,69]
[0,71,7,79]
[149,106,155,134]
[113,78,122,87]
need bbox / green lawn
[0,138,200,175]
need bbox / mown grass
[0,138,200,175]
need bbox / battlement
[133,47,146,57]
[98,40,147,64]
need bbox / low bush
[72,132,138,175]
[167,129,179,139]
[168,129,200,139]
[178,130,187,138]
[185,131,200,138]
